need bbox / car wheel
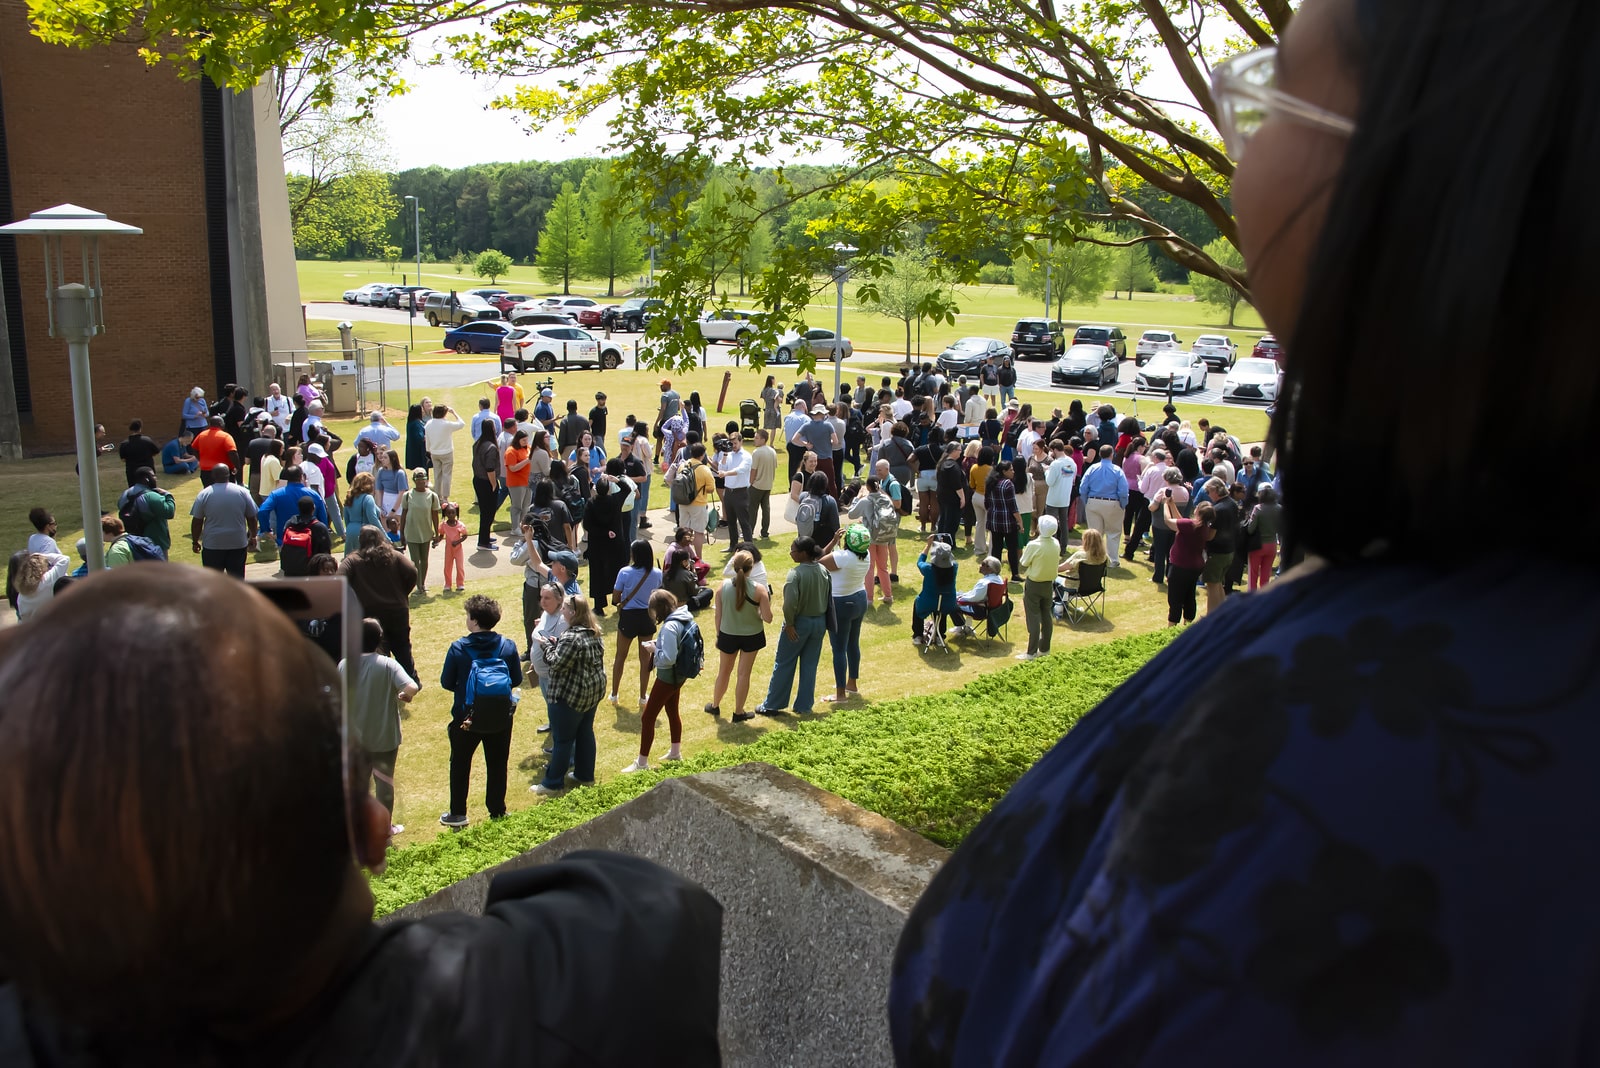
[776,347,793,364]
[601,350,622,370]
[1112,367,1120,385]
[534,353,556,373]
[454,340,472,354]
[427,314,439,327]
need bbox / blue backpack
[462,641,516,734]
[114,533,166,562]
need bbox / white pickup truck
[697,309,756,344]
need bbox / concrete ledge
[387,763,949,1066]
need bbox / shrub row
[370,629,1176,915]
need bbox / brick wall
[0,0,219,451]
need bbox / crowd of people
[7,362,1287,833]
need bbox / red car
[487,293,531,314]
[577,306,610,328]
[1252,334,1285,367]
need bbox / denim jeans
[542,698,597,787]
[829,590,867,688]
[762,613,827,714]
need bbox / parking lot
[308,302,1272,411]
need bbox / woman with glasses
[891,1,1600,1061]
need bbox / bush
[977,262,1015,285]
[369,630,1176,915]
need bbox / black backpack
[117,487,149,536]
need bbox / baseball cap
[660,379,672,389]
[549,549,581,575]
[412,468,428,480]
[306,443,327,458]
[540,387,553,398]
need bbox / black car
[936,337,1011,378]
[1072,325,1128,361]
[384,285,431,310]
[1011,318,1065,358]
[1051,344,1121,389]
[602,298,665,332]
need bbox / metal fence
[268,338,408,415]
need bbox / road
[309,302,1271,412]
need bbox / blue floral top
[889,562,1600,1065]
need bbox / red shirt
[193,428,237,471]
[1170,517,1209,571]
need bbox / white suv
[1134,329,1183,366]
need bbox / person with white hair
[1016,514,1062,660]
[180,387,209,436]
[354,411,400,452]
[263,383,292,433]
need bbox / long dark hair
[1273,0,1600,564]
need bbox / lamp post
[0,204,141,573]
[829,242,857,403]
[403,194,422,406]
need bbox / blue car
[442,320,514,354]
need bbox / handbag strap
[620,568,653,609]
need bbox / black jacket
[0,851,723,1067]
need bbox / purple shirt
[1122,453,1145,492]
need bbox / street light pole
[0,204,141,572]
[404,194,421,407]
[830,243,857,404]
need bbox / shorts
[619,607,657,639]
[716,630,767,655]
[1202,552,1235,584]
[679,503,709,531]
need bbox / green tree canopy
[1109,244,1158,300]
[578,164,646,297]
[535,182,585,294]
[288,169,397,258]
[474,249,512,285]
[1015,234,1115,320]
[1191,238,1250,326]
[861,248,957,365]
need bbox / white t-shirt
[302,462,326,496]
[1017,429,1040,459]
[828,549,872,596]
[890,397,914,420]
[937,408,960,431]
[722,557,770,588]
[264,394,293,431]
[26,533,59,555]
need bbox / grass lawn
[5,357,1239,852]
[300,259,1268,363]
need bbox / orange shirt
[193,428,236,471]
[504,445,532,487]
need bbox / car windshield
[1017,321,1049,332]
[1061,346,1103,361]
[1147,354,1190,371]
[951,338,989,353]
[1076,328,1108,339]
[1236,358,1277,375]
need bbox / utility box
[315,360,360,413]
[273,362,309,389]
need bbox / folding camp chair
[955,580,1012,641]
[1059,562,1107,625]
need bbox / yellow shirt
[1018,536,1061,582]
[692,461,716,505]
[969,463,991,496]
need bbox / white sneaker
[912,637,926,647]
[662,753,683,763]
[1015,651,1036,660]
[608,693,619,704]
[620,759,649,774]
[530,783,562,796]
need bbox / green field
[298,259,1268,361]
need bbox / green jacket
[782,561,831,624]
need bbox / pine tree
[577,165,645,297]
[535,181,585,294]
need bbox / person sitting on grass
[0,566,723,1063]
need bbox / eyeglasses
[1211,47,1356,159]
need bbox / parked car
[1072,325,1128,360]
[501,325,625,373]
[770,329,853,364]
[509,310,578,328]
[422,291,502,327]
[443,320,516,354]
[936,337,1011,378]
[466,288,509,302]
[1134,329,1184,366]
[343,282,390,305]
[698,309,756,344]
[487,293,532,314]
[1011,318,1065,358]
[1221,357,1282,403]
[1191,334,1239,371]
[384,285,432,310]
[1252,334,1285,365]
[536,296,600,316]
[603,298,666,332]
[1135,351,1209,394]
[1051,344,1121,389]
[576,305,612,328]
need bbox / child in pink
[439,502,468,592]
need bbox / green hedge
[370,630,1176,915]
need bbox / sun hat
[928,541,954,568]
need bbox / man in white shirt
[1043,439,1077,556]
[424,404,466,502]
[354,411,401,452]
[715,430,754,545]
[936,396,960,432]
[890,389,914,421]
[304,401,327,441]
[263,383,293,433]
[1017,420,1042,462]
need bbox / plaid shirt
[543,625,607,710]
[985,476,1019,534]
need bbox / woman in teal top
[342,472,385,555]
